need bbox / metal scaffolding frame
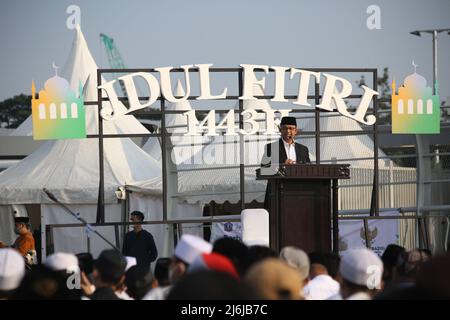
[39,67,450,254]
[92,67,380,221]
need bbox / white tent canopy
[0,26,165,258]
[0,137,161,204]
[10,25,149,137]
[0,25,160,205]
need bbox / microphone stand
[43,188,119,251]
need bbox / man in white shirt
[303,252,340,300]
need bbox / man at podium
[261,116,310,167]
[261,116,311,209]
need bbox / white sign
[339,210,400,256]
[98,64,379,129]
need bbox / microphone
[42,188,119,251]
[43,188,57,202]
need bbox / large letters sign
[98,64,379,135]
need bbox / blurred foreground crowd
[1,234,449,300]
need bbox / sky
[0,0,450,102]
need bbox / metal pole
[315,82,320,164]
[97,69,105,223]
[46,225,54,256]
[389,160,394,208]
[40,211,46,263]
[238,70,245,211]
[161,99,167,223]
[161,98,175,257]
[122,191,130,248]
[432,30,438,95]
[173,223,178,247]
[114,225,120,249]
[363,218,371,249]
[373,69,379,216]
[87,236,91,254]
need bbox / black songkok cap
[280,116,297,127]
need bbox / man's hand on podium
[284,159,295,165]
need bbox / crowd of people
[1,231,449,300]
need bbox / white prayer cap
[45,252,79,272]
[124,256,137,271]
[0,248,25,291]
[339,248,383,288]
[174,234,212,265]
[279,246,310,280]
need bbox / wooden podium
[256,164,350,253]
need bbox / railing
[45,211,450,256]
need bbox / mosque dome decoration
[40,75,72,99]
[401,72,429,97]
[31,64,86,140]
[391,61,440,134]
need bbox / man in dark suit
[261,116,311,208]
[261,116,310,167]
